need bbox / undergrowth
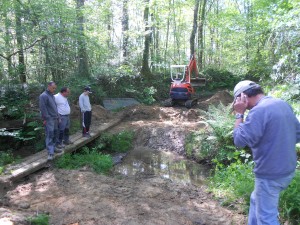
[55,147,113,174]
[27,213,49,225]
[95,130,134,153]
[0,150,19,174]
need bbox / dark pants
[58,115,70,144]
[82,111,92,134]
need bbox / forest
[0,0,300,224]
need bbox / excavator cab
[170,65,187,83]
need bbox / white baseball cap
[233,80,260,100]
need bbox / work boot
[56,143,65,149]
[54,148,63,153]
[63,140,73,145]
[47,154,54,161]
[82,133,91,138]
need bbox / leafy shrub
[27,214,49,225]
[280,170,300,224]
[203,67,240,90]
[185,103,247,164]
[55,147,113,174]
[0,150,15,166]
[0,88,29,120]
[0,150,18,174]
[95,130,134,153]
[209,160,254,210]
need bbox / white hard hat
[233,80,260,99]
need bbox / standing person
[79,86,92,138]
[39,81,63,161]
[233,80,300,225]
[55,87,73,147]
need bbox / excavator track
[162,98,174,107]
[184,99,197,109]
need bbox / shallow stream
[114,147,211,186]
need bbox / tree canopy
[0,0,299,85]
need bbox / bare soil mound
[70,104,113,122]
[2,169,245,225]
[120,105,205,122]
[198,90,232,111]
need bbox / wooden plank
[0,119,122,186]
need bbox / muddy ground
[0,91,247,225]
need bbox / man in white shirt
[55,87,73,147]
[79,86,92,138]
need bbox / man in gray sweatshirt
[39,81,63,160]
[79,86,92,138]
[233,80,300,225]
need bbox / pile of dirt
[1,169,246,225]
[198,90,233,111]
[120,105,205,122]
[70,104,113,122]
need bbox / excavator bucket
[190,77,206,87]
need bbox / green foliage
[95,130,134,153]
[203,68,241,91]
[209,161,254,209]
[27,214,49,225]
[280,170,300,224]
[58,77,107,105]
[0,150,21,174]
[185,103,247,164]
[17,121,44,141]
[0,88,28,120]
[55,147,113,174]
[0,150,15,166]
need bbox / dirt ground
[0,91,247,225]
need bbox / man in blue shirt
[233,80,300,225]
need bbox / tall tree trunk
[76,0,89,78]
[122,0,129,59]
[14,0,26,84]
[198,0,207,71]
[140,0,152,77]
[244,0,252,68]
[164,0,171,73]
[190,0,200,55]
[4,11,13,78]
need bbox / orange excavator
[163,54,206,108]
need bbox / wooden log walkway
[0,118,122,188]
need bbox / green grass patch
[209,161,254,210]
[27,214,49,225]
[55,147,113,174]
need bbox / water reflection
[114,147,210,186]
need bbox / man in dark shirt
[39,81,62,160]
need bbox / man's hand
[234,93,248,114]
[43,120,47,126]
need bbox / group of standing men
[39,81,93,160]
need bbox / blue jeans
[248,173,295,225]
[57,115,70,144]
[45,118,59,155]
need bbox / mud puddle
[114,147,210,186]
